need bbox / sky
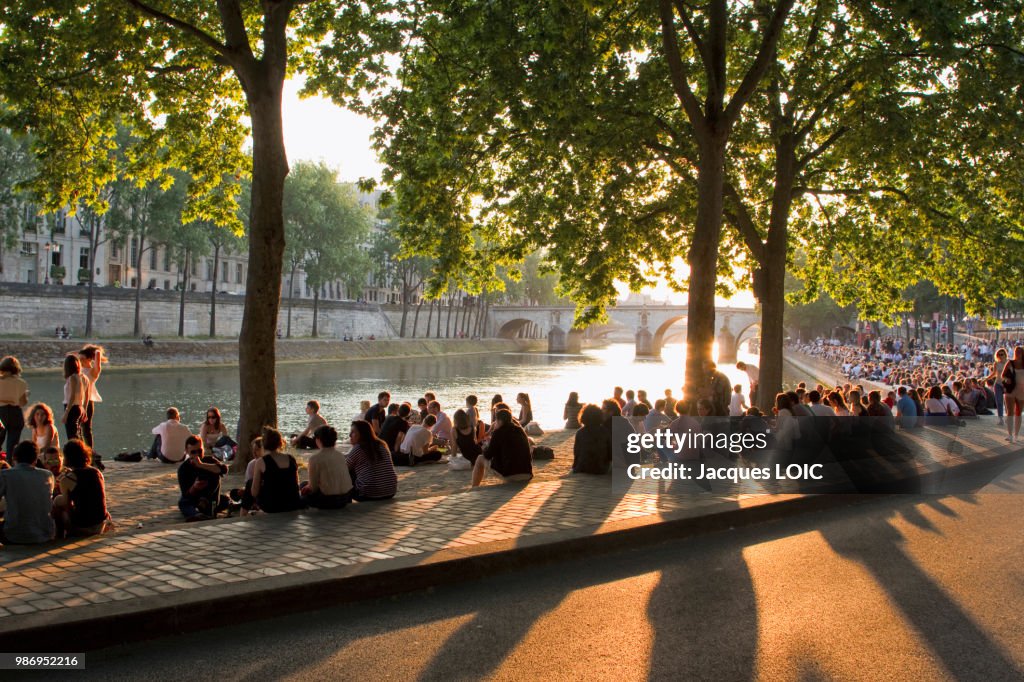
[280,80,755,309]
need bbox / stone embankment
[2,337,546,374]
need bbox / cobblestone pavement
[0,418,1015,628]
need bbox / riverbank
[784,349,888,392]
[5,337,548,375]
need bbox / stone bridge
[487,305,761,362]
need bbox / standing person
[61,354,90,443]
[989,347,1010,426]
[0,356,29,456]
[77,345,105,449]
[346,420,398,501]
[27,403,60,453]
[736,361,760,406]
[251,427,304,513]
[1002,346,1024,442]
[0,441,55,545]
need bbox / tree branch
[723,181,766,262]
[658,0,707,135]
[216,0,255,61]
[724,0,797,124]
[795,125,848,172]
[122,0,229,57]
[671,0,712,90]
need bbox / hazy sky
[280,80,755,307]
[281,79,383,183]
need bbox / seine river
[20,343,796,456]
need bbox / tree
[0,2,400,464]
[0,129,36,265]
[370,206,433,336]
[374,0,796,401]
[283,161,372,337]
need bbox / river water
[20,343,799,456]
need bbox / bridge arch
[651,315,687,354]
[497,318,534,339]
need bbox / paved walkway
[0,417,1017,647]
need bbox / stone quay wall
[0,283,394,339]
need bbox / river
[18,343,799,456]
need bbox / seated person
[53,439,109,537]
[301,425,354,509]
[363,392,390,434]
[428,400,453,444]
[177,436,228,522]
[0,441,56,545]
[253,427,304,513]
[451,408,483,465]
[229,436,264,516]
[397,414,443,466]
[380,403,412,454]
[472,409,533,486]
[291,400,328,449]
[39,445,66,495]
[149,407,193,463]
[199,406,234,452]
[346,420,398,501]
[572,404,611,474]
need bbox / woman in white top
[989,348,1010,426]
[77,345,105,448]
[27,402,60,453]
[62,354,91,443]
[0,355,30,456]
[1002,346,1024,442]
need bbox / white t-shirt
[152,419,193,462]
[729,393,747,417]
[743,364,760,383]
[400,424,433,455]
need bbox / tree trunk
[426,299,435,338]
[210,243,220,337]
[235,72,288,468]
[399,279,410,337]
[178,249,189,337]
[437,294,445,337]
[85,216,98,337]
[412,299,423,338]
[684,136,728,408]
[756,136,796,413]
[312,288,320,338]
[286,263,296,338]
[133,235,146,337]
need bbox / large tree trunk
[399,278,410,337]
[133,235,146,337]
[210,243,220,337]
[756,136,796,413]
[436,295,443,337]
[235,72,288,468]
[312,288,320,338]
[178,249,189,337]
[684,136,728,409]
[426,299,434,338]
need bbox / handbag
[1003,363,1016,393]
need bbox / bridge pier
[548,325,567,353]
[635,326,657,358]
[716,324,738,364]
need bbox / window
[164,279,171,290]
[20,241,36,256]
[206,260,214,281]
[79,247,90,270]
[130,238,138,266]
[190,282,197,292]
[50,247,62,267]
[163,248,171,272]
[150,247,158,270]
[110,242,121,260]
[222,261,229,282]
[235,263,243,283]
[191,258,198,276]
[52,210,66,234]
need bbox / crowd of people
[794,335,1024,442]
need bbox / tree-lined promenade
[1,0,1022,465]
